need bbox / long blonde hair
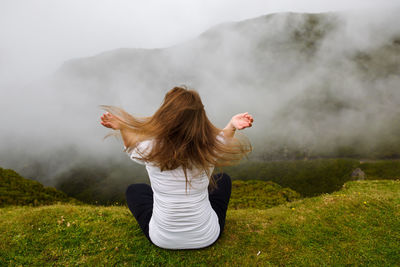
[102,86,252,189]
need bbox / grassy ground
[1,180,399,266]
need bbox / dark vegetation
[224,158,400,197]
[360,159,400,180]
[0,167,79,207]
[222,158,360,197]
[55,162,148,205]
[36,158,400,205]
[229,180,301,209]
[52,158,360,204]
[0,166,301,209]
[3,158,399,207]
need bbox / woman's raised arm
[100,112,134,147]
[222,112,254,139]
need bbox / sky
[1,0,399,84]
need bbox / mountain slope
[52,10,400,159]
[1,179,398,266]
[0,167,79,207]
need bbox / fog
[1,1,400,188]
[0,0,396,83]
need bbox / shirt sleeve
[125,140,153,165]
[216,131,227,144]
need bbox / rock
[351,168,365,180]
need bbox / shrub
[229,180,301,209]
[221,158,360,197]
[0,167,78,207]
[360,160,400,180]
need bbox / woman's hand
[230,112,254,130]
[100,112,122,130]
[222,112,254,138]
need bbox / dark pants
[125,173,232,244]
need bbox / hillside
[0,167,79,207]
[1,179,398,266]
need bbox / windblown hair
[102,86,252,189]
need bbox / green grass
[1,179,399,266]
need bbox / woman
[100,86,253,249]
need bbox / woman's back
[130,139,220,249]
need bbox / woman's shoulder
[216,131,226,143]
[137,139,154,150]
[126,139,155,165]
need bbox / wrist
[228,120,237,131]
[116,122,124,131]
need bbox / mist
[1,1,400,190]
[0,0,395,83]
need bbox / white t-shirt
[127,139,220,249]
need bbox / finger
[240,122,251,129]
[239,122,249,129]
[103,114,111,121]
